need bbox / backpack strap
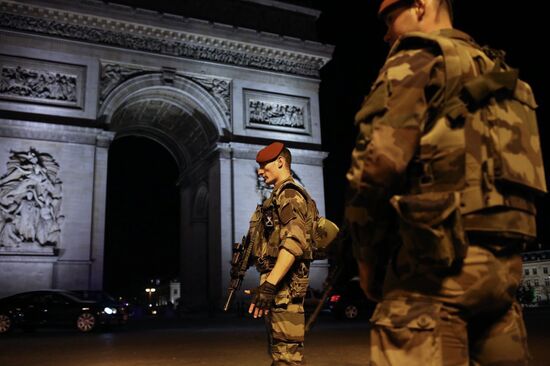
[389,32,468,126]
[274,179,316,249]
[274,180,310,204]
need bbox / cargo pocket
[249,206,264,259]
[274,285,291,308]
[289,262,309,300]
[390,191,468,273]
[370,299,442,366]
[249,206,262,234]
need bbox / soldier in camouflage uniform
[247,141,318,365]
[345,0,546,365]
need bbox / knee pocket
[371,299,442,362]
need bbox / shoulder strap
[389,32,471,126]
[275,180,310,204]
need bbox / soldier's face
[257,159,280,186]
[383,5,419,45]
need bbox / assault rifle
[305,263,342,332]
[305,224,350,332]
[223,234,254,311]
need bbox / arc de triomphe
[0,0,332,309]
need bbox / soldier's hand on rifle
[245,281,277,318]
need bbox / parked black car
[328,277,376,320]
[0,290,128,334]
[70,290,119,303]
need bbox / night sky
[103,1,550,298]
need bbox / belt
[467,231,531,256]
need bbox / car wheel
[0,314,12,334]
[76,312,96,332]
[343,304,359,320]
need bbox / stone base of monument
[0,248,59,298]
[0,243,58,256]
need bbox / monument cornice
[0,0,333,78]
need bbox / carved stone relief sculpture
[0,55,84,109]
[100,62,231,120]
[244,89,311,135]
[100,63,148,102]
[187,75,231,119]
[0,65,77,102]
[0,148,64,254]
[249,100,305,129]
[0,5,328,78]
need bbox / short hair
[279,147,292,169]
[380,0,453,21]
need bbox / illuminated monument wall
[0,0,332,309]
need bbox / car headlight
[103,307,117,315]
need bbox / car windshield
[70,291,116,302]
[59,291,86,302]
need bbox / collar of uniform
[430,28,475,43]
[273,176,294,193]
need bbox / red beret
[256,142,284,163]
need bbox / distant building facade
[521,250,550,304]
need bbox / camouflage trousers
[261,274,306,365]
[370,244,529,366]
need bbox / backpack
[392,32,546,216]
[386,32,546,271]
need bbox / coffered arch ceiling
[99,73,227,174]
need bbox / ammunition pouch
[255,256,276,274]
[391,191,468,273]
[288,261,310,299]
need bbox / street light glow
[145,287,157,306]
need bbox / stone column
[179,182,210,312]
[89,131,115,290]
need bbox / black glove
[249,281,277,310]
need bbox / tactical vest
[252,179,317,264]
[386,32,546,270]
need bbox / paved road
[0,310,548,366]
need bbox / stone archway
[103,136,180,300]
[99,72,227,311]
[99,72,228,173]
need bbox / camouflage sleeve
[346,47,445,264]
[277,188,309,258]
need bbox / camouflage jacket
[252,176,316,267]
[346,29,545,267]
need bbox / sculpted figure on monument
[13,190,40,242]
[0,148,64,250]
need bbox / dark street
[1,310,549,366]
